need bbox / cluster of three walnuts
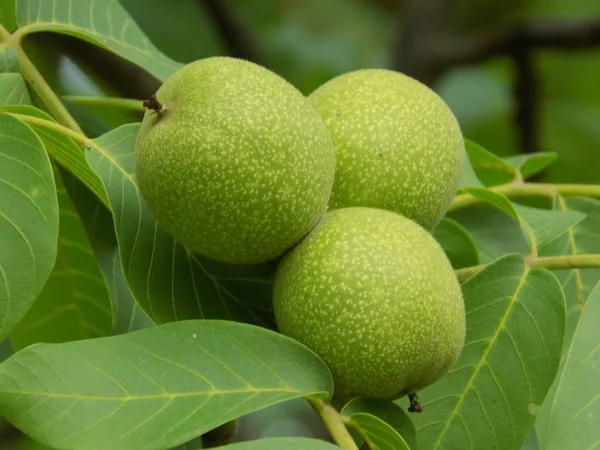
[134,57,466,406]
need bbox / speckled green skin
[309,69,466,231]
[135,57,336,264]
[273,207,465,402]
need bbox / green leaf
[513,203,586,250]
[110,251,154,334]
[62,97,115,138]
[458,148,485,189]
[0,106,110,208]
[535,281,600,450]
[10,173,112,350]
[0,337,13,363]
[451,194,585,262]
[16,0,182,82]
[0,89,117,337]
[0,73,31,105]
[433,218,479,269]
[0,46,19,73]
[0,114,59,341]
[56,168,153,335]
[502,153,558,180]
[86,123,277,327]
[219,437,340,449]
[0,320,333,450]
[411,254,566,450]
[118,0,223,64]
[538,196,600,346]
[0,0,17,31]
[522,429,539,450]
[451,203,528,263]
[342,397,416,450]
[465,139,517,186]
[461,186,519,220]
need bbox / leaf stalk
[1,112,110,208]
[307,397,359,450]
[3,112,92,148]
[3,26,84,134]
[450,182,600,212]
[0,23,10,42]
[456,254,600,282]
[62,95,146,113]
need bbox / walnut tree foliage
[1,1,600,449]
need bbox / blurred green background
[2,0,600,447]
[21,0,600,184]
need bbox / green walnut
[134,56,336,265]
[273,207,465,403]
[309,69,466,231]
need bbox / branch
[395,11,600,86]
[200,0,264,65]
[393,0,450,86]
[12,39,84,134]
[456,254,600,282]
[511,38,538,154]
[431,17,600,79]
[449,182,600,212]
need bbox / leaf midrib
[0,385,302,400]
[431,263,530,450]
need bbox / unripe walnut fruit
[134,57,336,265]
[274,207,466,403]
[309,69,465,230]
